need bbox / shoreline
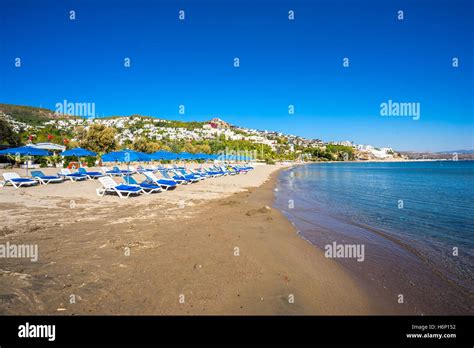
[273,162,473,315]
[0,164,376,315]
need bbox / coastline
[0,164,376,315]
[274,162,474,315]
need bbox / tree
[132,137,161,153]
[160,144,171,152]
[77,124,117,154]
[183,142,196,153]
[0,118,21,146]
[194,144,211,154]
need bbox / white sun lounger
[2,172,38,188]
[31,170,64,185]
[96,176,144,198]
[59,169,88,181]
[143,172,178,190]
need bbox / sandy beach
[0,164,381,315]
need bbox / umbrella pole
[127,162,130,184]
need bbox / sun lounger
[224,166,238,175]
[206,167,225,176]
[96,176,143,198]
[143,172,178,190]
[214,165,234,175]
[177,168,205,181]
[101,167,122,177]
[2,172,38,188]
[192,168,221,178]
[157,169,187,185]
[31,170,64,185]
[129,165,154,174]
[114,166,134,175]
[209,165,230,176]
[77,167,103,179]
[123,175,162,194]
[170,169,200,183]
[59,168,88,181]
[232,164,253,173]
[189,168,210,178]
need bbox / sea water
[274,161,474,314]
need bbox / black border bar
[0,316,472,346]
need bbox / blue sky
[0,0,472,151]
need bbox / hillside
[0,104,60,125]
[0,103,405,161]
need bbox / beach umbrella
[0,146,51,157]
[194,153,209,160]
[178,152,195,161]
[219,154,236,162]
[150,150,179,161]
[0,146,51,175]
[61,147,97,157]
[102,149,151,174]
[61,147,97,169]
[102,149,151,163]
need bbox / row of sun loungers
[1,164,254,198]
[96,165,253,198]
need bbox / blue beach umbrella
[150,150,179,161]
[219,154,236,162]
[193,153,209,160]
[61,147,97,169]
[0,146,51,175]
[178,152,195,160]
[102,149,151,174]
[0,146,51,157]
[61,147,97,157]
[102,149,151,163]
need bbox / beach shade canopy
[102,149,151,163]
[178,152,195,160]
[0,146,52,175]
[0,146,51,157]
[207,154,219,160]
[149,150,179,161]
[61,147,97,157]
[193,153,210,160]
[217,154,235,161]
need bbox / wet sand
[0,164,376,314]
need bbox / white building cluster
[0,113,35,132]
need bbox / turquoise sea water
[274,161,474,314]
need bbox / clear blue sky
[0,0,472,151]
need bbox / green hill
[0,104,57,125]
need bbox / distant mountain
[436,150,474,154]
[399,151,474,160]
